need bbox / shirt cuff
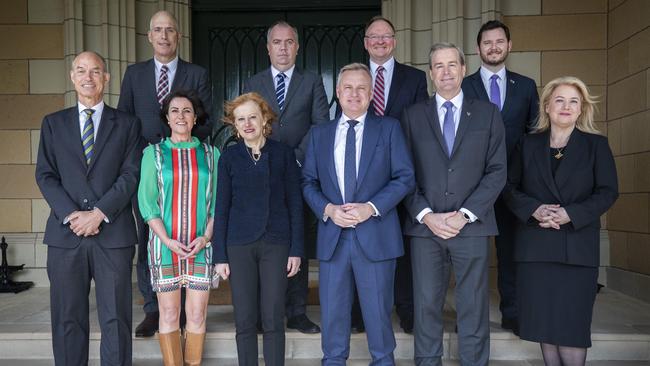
[63,216,70,225]
[416,208,433,223]
[367,202,380,216]
[459,208,478,223]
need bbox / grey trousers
[411,235,490,366]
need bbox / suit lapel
[325,121,342,202]
[170,58,188,92]
[87,106,115,173]
[554,129,584,190]
[282,67,303,117]
[261,68,281,113]
[384,62,404,116]
[501,70,516,119]
[450,98,473,157]
[67,108,88,169]
[424,97,448,157]
[469,71,490,101]
[145,59,157,99]
[357,114,380,187]
[533,131,563,202]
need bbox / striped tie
[373,65,385,116]
[276,72,286,110]
[81,109,95,165]
[157,65,169,107]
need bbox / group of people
[34,9,619,366]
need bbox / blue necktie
[490,74,501,110]
[442,101,455,157]
[81,109,95,165]
[344,120,359,203]
[276,72,286,110]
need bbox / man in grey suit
[400,43,507,366]
[36,51,141,366]
[117,10,213,337]
[243,20,330,333]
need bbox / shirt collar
[369,57,395,74]
[479,65,506,83]
[435,90,464,110]
[271,64,296,80]
[338,112,367,127]
[154,56,179,74]
[77,101,104,117]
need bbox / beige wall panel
[29,59,66,94]
[0,233,36,267]
[0,25,63,59]
[0,95,63,129]
[608,230,627,268]
[542,0,606,14]
[32,198,49,233]
[135,0,157,35]
[465,54,480,76]
[505,52,541,86]
[595,122,607,136]
[609,0,626,10]
[620,111,650,155]
[0,130,31,164]
[607,39,629,84]
[411,0,431,31]
[462,18,481,56]
[28,0,64,24]
[635,152,650,192]
[35,238,47,267]
[501,0,540,16]
[608,0,650,47]
[31,130,39,164]
[541,50,606,85]
[136,33,152,62]
[615,155,635,193]
[629,27,650,75]
[504,14,606,51]
[0,0,27,24]
[607,119,622,156]
[648,70,650,109]
[608,72,647,120]
[0,200,31,232]
[0,60,28,94]
[626,233,650,275]
[411,30,432,66]
[0,165,40,198]
[607,193,649,233]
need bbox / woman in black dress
[504,76,618,366]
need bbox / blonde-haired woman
[504,76,618,366]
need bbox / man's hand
[445,211,468,232]
[287,256,301,278]
[69,208,105,237]
[422,212,460,239]
[342,203,374,224]
[324,203,358,228]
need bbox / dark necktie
[344,120,359,203]
[276,72,286,110]
[490,74,501,110]
[442,101,455,157]
[373,66,385,116]
[157,65,169,107]
[81,108,95,165]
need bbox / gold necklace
[554,147,565,159]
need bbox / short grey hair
[71,51,109,73]
[149,10,179,31]
[336,63,372,86]
[266,21,299,44]
[429,42,465,69]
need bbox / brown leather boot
[183,331,206,366]
[158,329,183,366]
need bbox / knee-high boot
[159,329,183,366]
[184,331,206,366]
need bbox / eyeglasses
[364,34,395,42]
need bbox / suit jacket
[117,58,213,144]
[400,97,507,238]
[302,114,415,262]
[35,105,142,248]
[462,69,538,159]
[503,129,618,267]
[243,66,330,164]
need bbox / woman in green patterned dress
[138,89,219,366]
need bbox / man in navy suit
[36,51,141,366]
[461,20,539,335]
[117,10,213,337]
[302,63,415,365]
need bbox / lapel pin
[510,79,515,84]
[466,111,471,117]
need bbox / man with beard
[461,20,538,336]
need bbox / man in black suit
[401,43,506,366]
[35,51,141,366]
[461,20,539,335]
[118,10,213,337]
[243,20,330,334]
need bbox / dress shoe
[287,314,321,334]
[350,318,365,334]
[135,311,159,338]
[399,314,414,334]
[501,317,520,336]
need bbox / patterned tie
[276,72,286,110]
[373,66,385,116]
[81,109,95,165]
[157,65,169,107]
[344,120,359,203]
[490,74,501,110]
[442,101,455,157]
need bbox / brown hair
[222,92,276,139]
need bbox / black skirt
[517,261,598,348]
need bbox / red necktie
[157,65,169,107]
[373,66,385,116]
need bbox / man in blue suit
[302,63,415,365]
[461,20,539,335]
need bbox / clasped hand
[68,208,105,237]
[422,211,467,240]
[532,204,571,230]
[325,203,375,228]
[166,236,209,260]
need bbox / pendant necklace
[247,147,261,165]
[554,147,565,159]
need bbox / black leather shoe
[351,317,365,334]
[135,312,159,338]
[287,314,321,334]
[399,314,413,334]
[501,317,520,336]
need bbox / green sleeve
[138,145,161,222]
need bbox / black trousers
[228,240,289,366]
[47,239,134,366]
[494,197,518,320]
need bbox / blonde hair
[534,76,600,134]
[222,92,276,139]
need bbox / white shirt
[414,91,477,224]
[77,101,104,140]
[154,56,179,88]
[370,57,395,105]
[479,65,506,110]
[271,64,296,94]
